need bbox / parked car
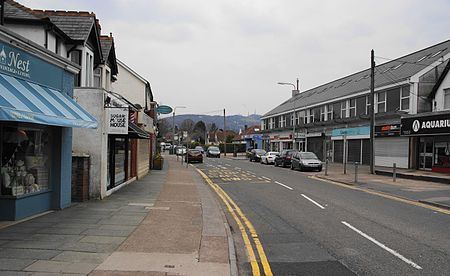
[206,146,221,158]
[291,151,323,171]
[260,151,279,164]
[175,146,187,156]
[164,143,172,150]
[194,146,205,154]
[185,149,203,163]
[248,149,267,162]
[274,149,298,167]
[246,148,254,159]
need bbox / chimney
[292,90,300,97]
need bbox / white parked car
[260,151,280,165]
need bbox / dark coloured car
[248,149,266,162]
[274,149,298,167]
[195,146,205,154]
[291,151,322,171]
[206,146,221,158]
[185,149,203,163]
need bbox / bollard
[393,163,396,182]
[354,162,358,183]
[325,158,328,176]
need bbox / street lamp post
[172,106,186,146]
[278,78,299,150]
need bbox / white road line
[261,176,271,181]
[301,194,325,209]
[234,167,241,170]
[225,164,231,166]
[274,181,293,190]
[341,221,422,270]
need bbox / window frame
[340,101,348,118]
[327,104,333,120]
[377,91,386,113]
[320,106,326,121]
[444,88,450,110]
[349,98,356,117]
[400,86,410,111]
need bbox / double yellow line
[197,169,273,276]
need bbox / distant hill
[164,114,261,132]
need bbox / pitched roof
[263,39,450,118]
[32,10,96,41]
[4,0,40,20]
[100,35,118,75]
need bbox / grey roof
[4,0,40,20]
[263,39,450,118]
[45,14,95,41]
[100,38,112,60]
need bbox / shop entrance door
[419,137,433,170]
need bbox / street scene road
[194,156,450,275]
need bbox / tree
[180,119,194,133]
[209,123,218,132]
[192,121,207,144]
[157,118,171,139]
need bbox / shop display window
[434,140,450,168]
[0,124,51,197]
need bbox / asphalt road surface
[194,156,450,276]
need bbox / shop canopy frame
[0,73,97,129]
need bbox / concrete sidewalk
[314,163,450,209]
[0,155,233,275]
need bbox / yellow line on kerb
[310,176,450,215]
[197,169,273,276]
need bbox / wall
[137,139,150,178]
[112,62,146,107]
[72,88,108,199]
[6,24,45,47]
[433,72,450,111]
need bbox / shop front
[331,127,369,165]
[105,106,150,193]
[306,132,324,160]
[0,37,96,220]
[401,112,450,173]
[269,132,292,152]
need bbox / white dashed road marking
[301,194,325,209]
[341,221,422,270]
[274,181,293,190]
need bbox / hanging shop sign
[107,108,128,134]
[401,113,450,136]
[156,105,173,114]
[375,124,401,137]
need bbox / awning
[128,122,150,139]
[0,73,97,128]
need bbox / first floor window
[377,91,386,113]
[327,104,333,120]
[0,124,52,196]
[349,99,356,117]
[320,106,326,121]
[341,101,347,118]
[444,89,450,110]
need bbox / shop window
[1,125,51,197]
[444,89,450,110]
[349,99,356,117]
[434,140,450,168]
[401,86,410,111]
[377,91,386,113]
[327,104,333,120]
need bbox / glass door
[419,137,433,170]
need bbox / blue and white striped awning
[0,73,97,128]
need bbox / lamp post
[172,106,186,147]
[277,78,299,150]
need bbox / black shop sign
[401,114,450,136]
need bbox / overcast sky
[21,0,450,116]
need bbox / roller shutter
[375,137,409,168]
[307,137,324,160]
[362,139,370,165]
[347,140,361,163]
[334,140,343,163]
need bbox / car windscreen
[189,150,201,154]
[299,152,318,159]
[268,152,279,156]
[209,147,219,151]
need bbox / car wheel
[274,161,278,167]
[282,162,286,168]
[290,164,294,170]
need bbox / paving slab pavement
[96,156,232,276]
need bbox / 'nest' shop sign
[401,113,450,136]
[0,42,63,90]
